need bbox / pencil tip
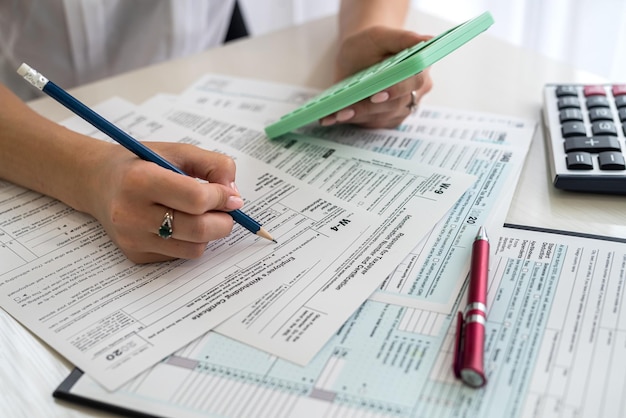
[257,227,275,242]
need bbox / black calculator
[542,83,626,194]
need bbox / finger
[148,206,236,243]
[319,91,407,127]
[132,161,243,215]
[148,223,232,258]
[122,236,214,263]
[320,74,431,127]
[123,252,176,264]
[322,94,414,129]
[115,209,235,262]
[375,70,433,103]
[151,235,216,259]
[356,81,419,117]
[360,70,432,112]
[320,83,425,127]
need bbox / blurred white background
[240,0,626,81]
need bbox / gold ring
[158,210,174,239]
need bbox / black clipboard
[54,368,161,418]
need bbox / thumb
[208,183,245,212]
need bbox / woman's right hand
[83,141,244,263]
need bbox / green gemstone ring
[158,210,174,239]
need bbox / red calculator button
[583,85,606,96]
[612,85,626,96]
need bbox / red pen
[453,226,489,388]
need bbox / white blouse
[0,0,236,100]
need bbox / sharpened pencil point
[256,227,275,242]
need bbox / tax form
[55,225,626,418]
[0,147,380,391]
[133,97,476,362]
[0,98,473,389]
[158,73,537,313]
[101,97,475,363]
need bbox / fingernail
[336,108,355,122]
[226,196,244,210]
[370,91,389,103]
[230,182,240,194]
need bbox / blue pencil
[17,63,275,243]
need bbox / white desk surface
[3,10,625,417]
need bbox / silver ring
[158,210,174,239]
[407,90,418,113]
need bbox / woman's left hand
[320,26,433,129]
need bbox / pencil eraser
[16,63,47,90]
[17,63,31,77]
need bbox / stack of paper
[1,74,551,417]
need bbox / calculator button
[561,121,587,137]
[557,97,581,109]
[591,121,617,136]
[619,108,626,122]
[588,107,613,121]
[559,108,583,122]
[555,85,578,97]
[598,151,626,170]
[616,96,626,109]
[613,85,626,96]
[564,136,621,153]
[586,96,610,108]
[584,85,606,96]
[566,152,593,169]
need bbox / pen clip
[453,311,464,379]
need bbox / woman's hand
[0,84,244,264]
[85,142,244,263]
[320,26,433,129]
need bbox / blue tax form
[56,225,626,417]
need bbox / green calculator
[264,11,494,138]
